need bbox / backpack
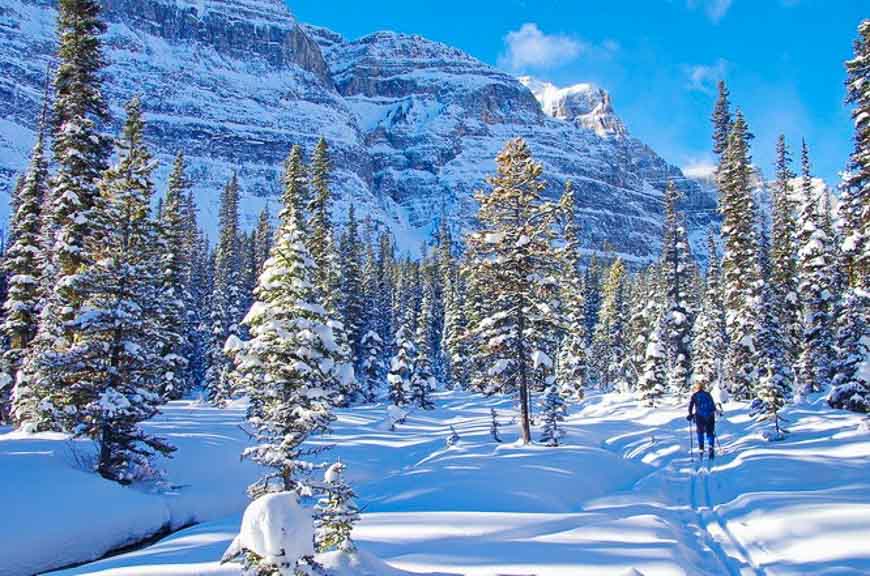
[696,391,715,418]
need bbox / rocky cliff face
[0,0,718,261]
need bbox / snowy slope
[0,398,262,576]
[6,391,863,576]
[0,0,718,261]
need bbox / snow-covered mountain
[0,0,718,261]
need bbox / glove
[686,414,693,422]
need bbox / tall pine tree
[466,138,567,443]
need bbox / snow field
[3,390,868,575]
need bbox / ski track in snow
[693,454,764,576]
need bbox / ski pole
[689,417,694,463]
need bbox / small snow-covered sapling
[490,408,502,442]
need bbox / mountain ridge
[0,0,718,261]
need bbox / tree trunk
[517,313,531,444]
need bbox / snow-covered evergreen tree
[770,135,801,365]
[339,206,365,368]
[324,233,357,406]
[358,329,384,403]
[754,215,794,415]
[465,138,568,444]
[661,181,694,396]
[582,258,603,347]
[314,461,360,553]
[228,153,337,501]
[796,141,836,394]
[711,80,733,164]
[591,259,629,392]
[308,137,331,297]
[692,233,728,397]
[756,360,788,437]
[638,308,668,406]
[539,384,567,447]
[719,110,762,400]
[206,174,243,405]
[828,289,869,412]
[625,269,656,393]
[2,122,49,424]
[23,0,113,430]
[157,151,193,399]
[187,224,211,389]
[442,265,470,391]
[554,198,588,401]
[410,290,436,410]
[838,22,870,289]
[387,317,415,407]
[253,206,273,277]
[46,98,174,482]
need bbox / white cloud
[682,161,718,180]
[498,23,584,71]
[686,59,728,93]
[687,0,734,23]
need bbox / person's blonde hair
[694,380,705,392]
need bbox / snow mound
[222,492,314,573]
[319,548,436,575]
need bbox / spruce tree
[692,233,728,397]
[554,195,588,401]
[48,98,173,482]
[325,232,357,406]
[359,329,385,403]
[206,175,243,405]
[227,153,336,501]
[23,0,112,429]
[539,383,567,447]
[465,138,568,443]
[711,80,733,164]
[582,258,603,346]
[638,307,668,406]
[623,268,652,390]
[719,110,762,400]
[308,137,331,297]
[770,136,801,365]
[841,20,870,291]
[410,289,436,409]
[157,151,193,399]
[796,141,836,394]
[340,206,365,368]
[828,290,869,412]
[591,259,629,392]
[387,317,415,407]
[2,124,49,424]
[661,181,694,396]
[253,206,273,276]
[314,461,360,553]
[50,0,112,308]
[754,216,793,417]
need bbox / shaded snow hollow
[0,391,867,575]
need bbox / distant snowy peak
[518,76,628,139]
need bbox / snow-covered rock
[0,0,719,262]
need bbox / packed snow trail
[2,392,868,575]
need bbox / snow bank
[0,400,261,576]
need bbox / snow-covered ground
[2,391,868,576]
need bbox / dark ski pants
[695,415,715,450]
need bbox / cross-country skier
[687,381,717,459]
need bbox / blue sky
[287,0,865,186]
